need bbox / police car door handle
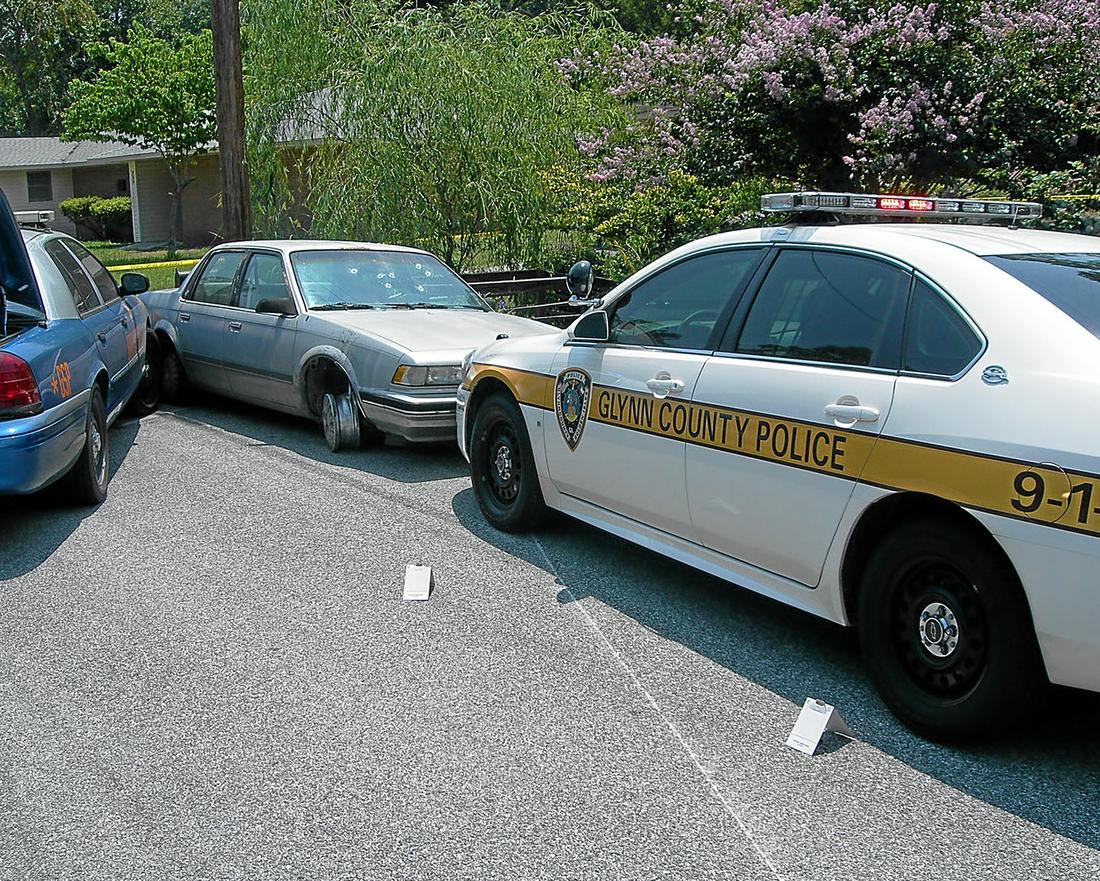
[825,402,879,423]
[647,373,684,395]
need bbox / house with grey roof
[0,137,222,245]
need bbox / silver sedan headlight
[391,364,465,386]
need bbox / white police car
[457,192,1100,741]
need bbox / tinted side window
[65,240,119,302]
[238,253,290,310]
[190,251,246,305]
[903,280,982,376]
[44,239,101,314]
[607,249,762,349]
[735,250,909,369]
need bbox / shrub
[89,195,132,225]
[58,196,101,231]
[59,194,132,240]
[546,167,775,278]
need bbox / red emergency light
[760,191,1043,223]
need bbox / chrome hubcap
[90,420,106,483]
[323,400,336,444]
[494,444,513,483]
[918,602,959,658]
[484,421,520,506]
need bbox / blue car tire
[59,385,109,506]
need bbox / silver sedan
[141,241,553,450]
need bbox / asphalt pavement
[1,399,1098,880]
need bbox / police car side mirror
[569,310,609,342]
[566,260,594,298]
[119,272,149,295]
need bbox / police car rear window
[985,253,1100,340]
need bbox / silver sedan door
[177,250,248,394]
[223,251,301,412]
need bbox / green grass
[82,240,206,291]
[85,241,209,268]
[109,264,183,291]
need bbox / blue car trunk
[0,189,44,339]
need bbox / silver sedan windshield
[290,249,487,311]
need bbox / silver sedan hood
[311,308,554,353]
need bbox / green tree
[95,0,211,38]
[0,0,98,135]
[0,0,211,136]
[63,24,216,250]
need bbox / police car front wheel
[470,392,545,532]
[858,518,1044,742]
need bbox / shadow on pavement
[164,396,468,484]
[451,487,1100,851]
[0,416,141,580]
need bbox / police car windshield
[986,253,1100,340]
[291,250,487,311]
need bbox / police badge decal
[555,368,592,451]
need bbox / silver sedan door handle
[646,371,685,397]
[228,321,242,333]
[825,402,879,423]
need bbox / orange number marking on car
[50,361,72,399]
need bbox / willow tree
[245,0,621,270]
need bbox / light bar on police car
[761,192,1042,220]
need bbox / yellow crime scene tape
[107,258,201,272]
[466,363,1100,539]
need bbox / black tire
[58,384,109,506]
[321,391,361,452]
[124,331,162,417]
[160,338,189,404]
[857,517,1045,742]
[469,392,546,532]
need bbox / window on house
[27,171,53,203]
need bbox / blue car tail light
[0,351,41,416]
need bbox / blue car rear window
[985,253,1100,339]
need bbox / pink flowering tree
[562,0,1100,193]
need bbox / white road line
[532,535,784,881]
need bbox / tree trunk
[212,0,252,242]
[166,160,194,258]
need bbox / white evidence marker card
[404,564,433,601]
[786,698,854,756]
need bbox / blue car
[0,190,160,504]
